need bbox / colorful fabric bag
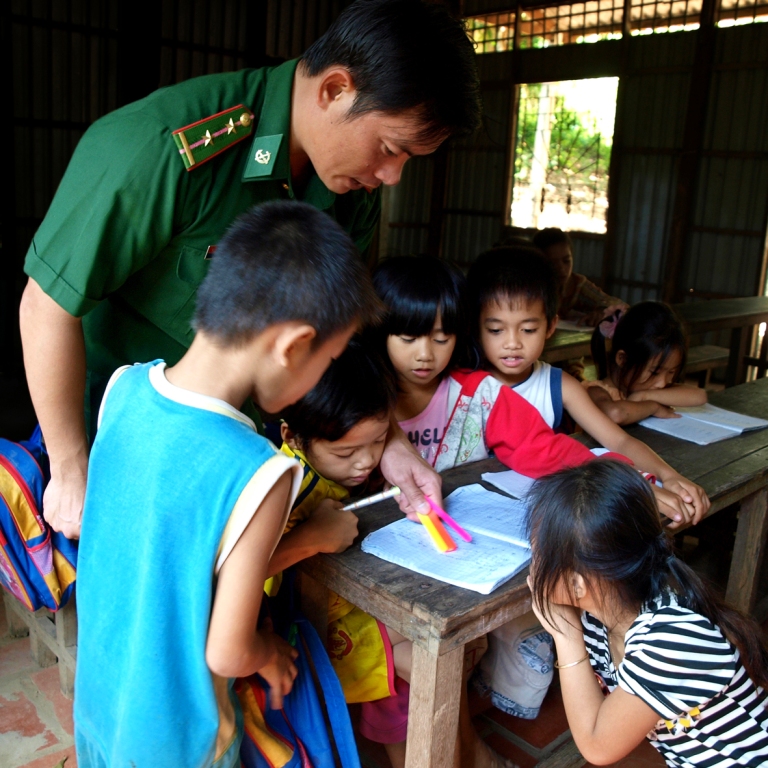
[237,615,361,768]
[0,426,78,611]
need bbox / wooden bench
[685,344,730,387]
[2,592,77,698]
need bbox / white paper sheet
[481,469,535,499]
[638,414,738,445]
[360,484,531,593]
[442,484,530,548]
[674,403,768,433]
[361,519,530,594]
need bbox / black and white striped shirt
[582,593,768,767]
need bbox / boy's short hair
[467,246,559,325]
[281,337,396,445]
[300,0,481,143]
[372,255,466,338]
[532,228,572,253]
[194,201,382,345]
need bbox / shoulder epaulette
[172,105,254,171]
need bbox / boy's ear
[316,67,355,111]
[280,422,300,450]
[274,324,317,370]
[615,349,627,367]
[546,315,559,339]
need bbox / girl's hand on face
[651,484,695,529]
[662,476,710,525]
[527,575,582,639]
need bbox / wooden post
[56,597,78,698]
[405,643,464,768]
[725,488,768,614]
[662,0,718,303]
[297,571,329,640]
[3,593,30,639]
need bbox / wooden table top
[672,296,768,333]
[299,377,768,650]
[542,328,593,363]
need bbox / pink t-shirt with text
[397,377,451,467]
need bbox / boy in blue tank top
[74,201,382,768]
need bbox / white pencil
[342,486,401,511]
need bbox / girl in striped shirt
[526,460,768,767]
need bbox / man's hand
[43,460,88,539]
[307,499,358,553]
[258,631,299,710]
[380,422,442,521]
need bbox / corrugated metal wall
[609,32,697,304]
[683,24,768,299]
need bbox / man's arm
[19,278,89,539]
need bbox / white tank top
[512,361,563,429]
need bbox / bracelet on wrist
[554,653,589,669]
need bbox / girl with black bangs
[371,256,622,475]
[527,460,768,767]
[585,301,707,425]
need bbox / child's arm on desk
[562,374,710,526]
[206,471,298,708]
[267,499,359,576]
[627,383,707,408]
[586,382,679,425]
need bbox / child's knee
[473,611,554,719]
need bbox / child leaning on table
[465,246,710,528]
[73,201,379,768]
[527,459,768,768]
[262,338,497,768]
[585,301,708,425]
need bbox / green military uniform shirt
[24,59,381,434]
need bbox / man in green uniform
[19,0,480,538]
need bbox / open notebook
[639,403,768,446]
[361,484,530,595]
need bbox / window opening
[510,78,619,234]
[717,0,768,26]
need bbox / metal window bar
[717,0,768,25]
[468,0,767,51]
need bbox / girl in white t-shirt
[527,460,768,768]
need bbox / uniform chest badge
[242,134,283,180]
[172,105,254,171]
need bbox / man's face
[307,106,444,194]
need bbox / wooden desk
[298,377,768,768]
[541,328,593,364]
[672,296,768,386]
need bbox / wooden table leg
[726,327,750,387]
[405,642,464,768]
[56,596,78,698]
[297,571,329,639]
[725,487,768,614]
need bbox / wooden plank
[673,296,768,334]
[726,326,750,388]
[725,487,768,614]
[3,593,30,639]
[297,571,329,641]
[405,643,464,768]
[536,739,586,768]
[542,330,593,364]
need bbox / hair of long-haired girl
[370,255,467,371]
[526,459,768,691]
[591,301,688,397]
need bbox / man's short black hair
[281,337,396,445]
[300,0,481,143]
[194,201,382,345]
[467,246,559,326]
